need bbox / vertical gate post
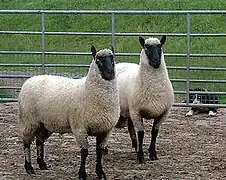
[111,12,116,54]
[41,13,46,74]
[186,13,191,104]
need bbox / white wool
[145,38,161,45]
[18,49,120,149]
[115,40,174,131]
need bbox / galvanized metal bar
[0,31,41,35]
[167,66,226,71]
[1,74,225,83]
[1,31,226,37]
[111,13,116,50]
[1,63,226,71]
[0,86,21,89]
[0,63,90,67]
[0,50,225,57]
[0,10,225,15]
[185,13,191,105]
[174,91,226,95]
[0,74,32,78]
[173,103,226,108]
[171,79,226,83]
[41,13,46,74]
[116,53,226,57]
[0,98,18,102]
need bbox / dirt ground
[0,102,225,180]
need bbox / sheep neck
[138,53,170,87]
[85,61,118,102]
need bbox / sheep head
[91,45,115,81]
[139,35,166,69]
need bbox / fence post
[111,12,116,53]
[41,13,46,74]
[186,13,191,104]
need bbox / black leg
[103,146,108,155]
[149,119,159,161]
[24,141,35,174]
[128,118,137,152]
[36,123,51,170]
[78,148,88,180]
[36,139,47,170]
[137,131,144,164]
[95,136,107,180]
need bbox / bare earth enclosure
[0,102,225,180]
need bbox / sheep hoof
[150,155,158,161]
[137,151,144,164]
[39,163,48,170]
[132,139,138,152]
[78,174,87,180]
[37,158,48,170]
[96,170,107,180]
[79,178,87,180]
[149,150,158,161]
[98,175,107,180]
[25,161,35,174]
[103,147,108,155]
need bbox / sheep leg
[23,141,35,174]
[78,148,88,180]
[128,117,137,152]
[22,122,38,174]
[76,133,89,180]
[130,113,144,164]
[137,130,144,164]
[36,123,51,170]
[149,119,159,160]
[96,134,107,180]
[148,113,167,161]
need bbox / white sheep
[18,45,120,180]
[113,36,174,163]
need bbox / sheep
[184,88,219,117]
[18,45,120,180]
[108,36,174,164]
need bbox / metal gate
[0,10,226,107]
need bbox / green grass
[0,0,226,100]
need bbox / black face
[139,35,166,69]
[91,45,115,81]
[95,54,115,81]
[144,44,162,69]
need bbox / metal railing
[0,10,226,107]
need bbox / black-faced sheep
[18,45,120,180]
[111,36,174,164]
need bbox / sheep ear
[160,35,166,47]
[109,44,115,55]
[139,36,145,48]
[91,45,97,59]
